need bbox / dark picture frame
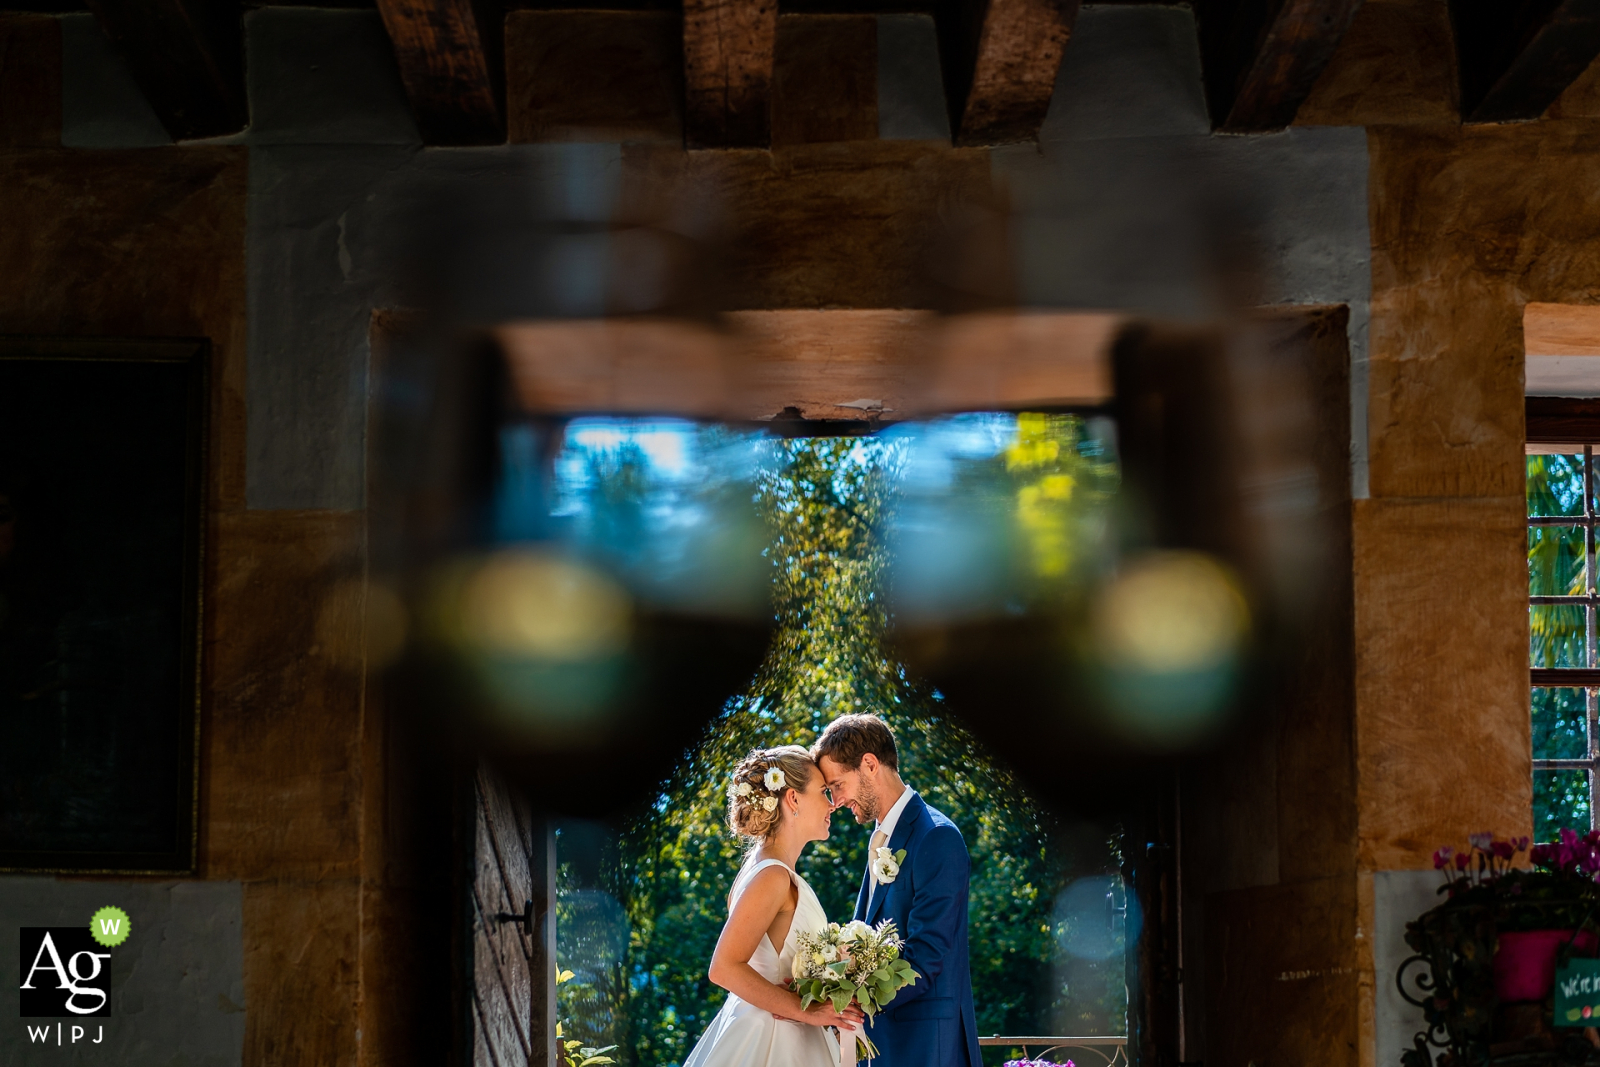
[0,337,207,873]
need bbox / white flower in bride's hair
[763,767,786,791]
[762,796,778,811]
[733,781,753,797]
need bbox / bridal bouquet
[792,919,919,1061]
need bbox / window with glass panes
[1529,442,1600,838]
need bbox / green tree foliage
[557,425,1126,1066]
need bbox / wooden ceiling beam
[683,0,778,147]
[82,0,247,140]
[936,0,1078,146]
[1193,0,1365,132]
[1450,0,1600,124]
[375,0,506,144]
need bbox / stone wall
[0,2,1557,1065]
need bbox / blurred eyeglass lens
[1092,553,1249,674]
[886,412,1118,620]
[491,416,773,619]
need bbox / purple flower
[1491,840,1515,860]
[1514,836,1531,852]
[1433,847,1454,870]
[1469,832,1494,851]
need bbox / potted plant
[1400,831,1600,1066]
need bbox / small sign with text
[1555,958,1600,1025]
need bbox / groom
[813,715,981,1067]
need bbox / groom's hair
[812,714,898,771]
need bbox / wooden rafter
[936,0,1078,146]
[1194,0,1366,132]
[683,0,779,147]
[1450,0,1600,124]
[82,0,246,140]
[375,0,506,145]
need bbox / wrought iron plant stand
[1399,884,1600,1067]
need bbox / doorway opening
[542,415,1132,1067]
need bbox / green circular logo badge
[90,906,131,948]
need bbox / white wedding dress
[682,858,845,1067]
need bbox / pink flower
[1514,836,1531,852]
[1433,847,1454,870]
[1469,832,1494,851]
[1532,843,1557,867]
[1455,853,1470,870]
[1491,841,1516,860]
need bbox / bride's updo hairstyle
[726,746,816,841]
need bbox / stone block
[773,15,878,146]
[620,141,995,309]
[1368,123,1600,498]
[0,147,248,509]
[205,510,367,882]
[0,14,59,147]
[1038,4,1209,143]
[1296,0,1457,127]
[242,8,419,146]
[507,11,683,144]
[1354,496,1530,870]
[59,13,171,148]
[1203,875,1361,1067]
[877,14,948,141]
[242,879,359,1067]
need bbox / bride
[683,746,865,1067]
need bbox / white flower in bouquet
[792,920,919,1062]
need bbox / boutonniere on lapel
[873,846,908,884]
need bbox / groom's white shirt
[867,785,916,909]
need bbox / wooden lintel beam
[683,0,778,147]
[1194,0,1365,132]
[936,0,1078,147]
[1451,0,1600,124]
[375,0,506,145]
[82,0,246,140]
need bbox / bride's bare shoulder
[729,864,796,911]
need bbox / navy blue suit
[854,794,981,1067]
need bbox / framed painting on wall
[0,337,207,873]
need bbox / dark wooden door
[470,762,555,1067]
